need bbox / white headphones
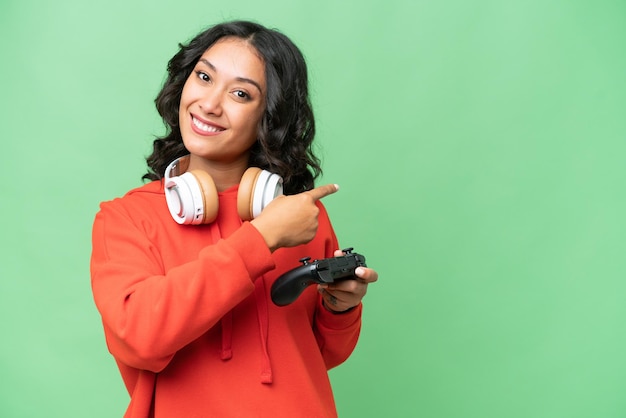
[164,155,283,225]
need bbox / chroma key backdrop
[1,0,625,417]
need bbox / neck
[187,155,249,192]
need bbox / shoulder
[315,200,333,225]
[92,180,179,250]
[96,180,168,224]
[100,181,163,210]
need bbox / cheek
[178,85,196,127]
[179,84,191,112]
[179,74,198,107]
[250,107,266,132]
[238,106,264,133]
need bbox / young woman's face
[179,37,266,165]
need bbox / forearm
[313,297,362,369]
[92,211,275,371]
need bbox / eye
[195,70,210,82]
[233,90,251,100]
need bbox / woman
[91,20,378,417]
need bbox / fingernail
[334,184,340,191]
[355,267,365,276]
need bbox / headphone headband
[164,155,190,183]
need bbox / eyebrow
[198,58,264,95]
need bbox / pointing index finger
[306,184,339,201]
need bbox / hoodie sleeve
[314,300,363,369]
[312,203,363,369]
[90,199,276,373]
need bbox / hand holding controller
[270,248,367,306]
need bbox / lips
[191,114,225,135]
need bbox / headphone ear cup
[237,167,284,221]
[165,172,200,225]
[188,170,219,224]
[237,167,262,221]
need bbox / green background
[1,0,625,416]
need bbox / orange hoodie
[90,181,362,417]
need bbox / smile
[192,116,225,134]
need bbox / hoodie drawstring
[218,277,273,384]
[211,219,273,384]
[210,224,234,362]
[255,277,273,384]
[220,312,233,360]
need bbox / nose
[198,87,223,116]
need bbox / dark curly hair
[142,20,321,194]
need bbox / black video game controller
[271,248,367,306]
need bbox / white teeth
[192,116,223,133]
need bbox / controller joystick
[270,248,367,306]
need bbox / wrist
[250,219,279,252]
[322,300,358,315]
